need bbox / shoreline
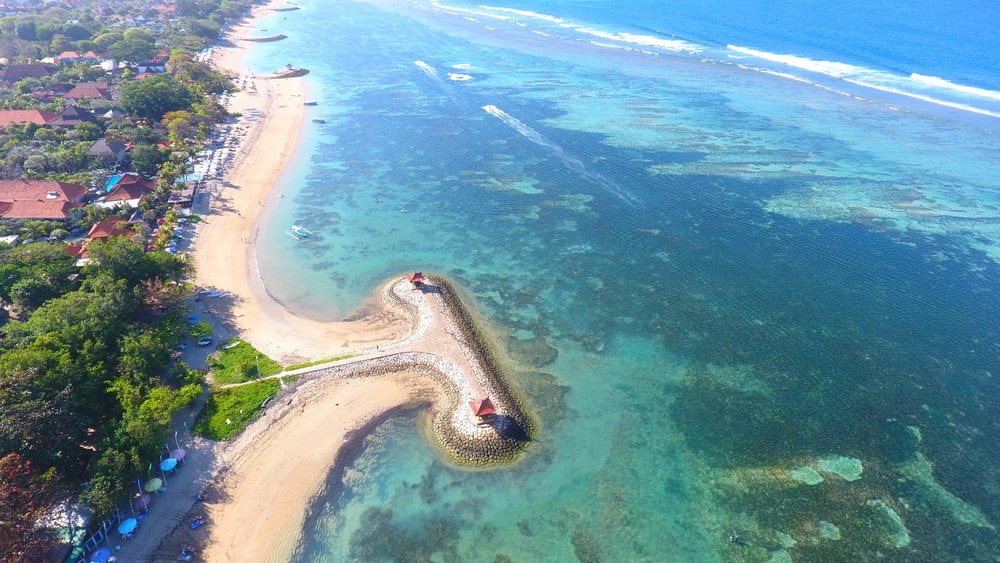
[113,1,533,561]
[192,4,409,366]
[197,276,534,561]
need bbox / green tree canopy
[108,31,156,63]
[61,24,91,41]
[129,143,167,177]
[82,236,189,289]
[120,74,197,120]
[93,31,123,50]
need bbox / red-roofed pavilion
[469,398,496,421]
[406,272,425,287]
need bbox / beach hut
[406,272,425,288]
[469,397,496,425]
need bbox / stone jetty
[275,275,534,466]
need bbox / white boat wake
[481,105,638,205]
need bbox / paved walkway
[223,278,489,401]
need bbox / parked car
[197,336,213,347]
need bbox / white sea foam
[452,63,476,70]
[728,45,1000,119]
[483,4,702,52]
[479,5,566,25]
[433,0,700,54]
[588,41,629,51]
[843,78,1000,119]
[436,0,998,120]
[728,45,863,77]
[910,73,1000,102]
[577,27,700,53]
[448,73,473,81]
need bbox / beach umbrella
[143,477,163,492]
[134,494,151,510]
[117,518,138,535]
[171,448,186,461]
[160,457,178,472]
[89,547,113,563]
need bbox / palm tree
[19,219,46,241]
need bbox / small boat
[303,101,318,106]
[311,118,326,123]
[286,224,313,239]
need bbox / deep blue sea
[240,0,1000,560]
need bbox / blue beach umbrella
[117,518,138,535]
[160,457,178,471]
[89,547,113,563]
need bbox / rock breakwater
[291,274,533,466]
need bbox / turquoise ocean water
[239,0,1000,560]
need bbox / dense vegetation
[0,238,198,532]
[0,0,263,558]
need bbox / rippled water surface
[239,0,1000,559]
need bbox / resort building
[66,218,138,260]
[0,179,86,219]
[0,109,59,128]
[96,173,156,209]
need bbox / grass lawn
[193,379,281,440]
[206,338,283,384]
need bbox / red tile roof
[469,397,496,417]
[87,218,135,240]
[0,180,88,219]
[67,218,137,259]
[105,182,153,202]
[0,64,50,84]
[114,173,155,188]
[0,179,87,202]
[0,109,59,127]
[64,85,111,100]
[0,199,81,219]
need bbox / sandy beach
[100,2,528,561]
[193,4,431,561]
[191,15,410,367]
[199,372,443,561]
